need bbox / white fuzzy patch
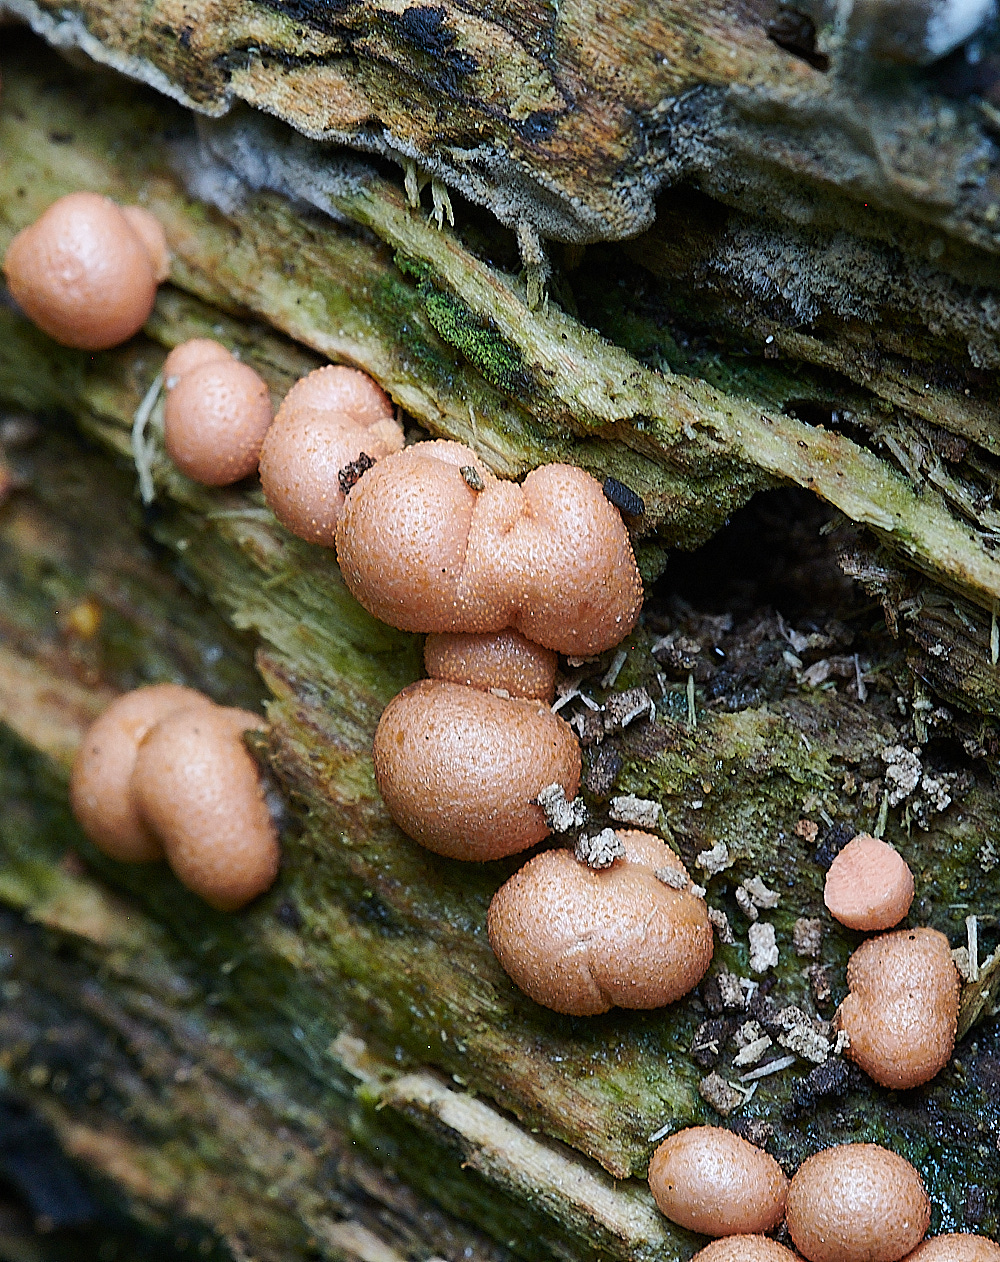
[925,0,995,57]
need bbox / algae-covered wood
[1,21,1000,1262]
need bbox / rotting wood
[1,21,1000,1262]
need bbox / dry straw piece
[785,1142,930,1262]
[336,439,643,655]
[835,927,960,1089]
[424,629,558,702]
[372,678,580,861]
[487,831,713,1014]
[3,191,168,349]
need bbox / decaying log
[1,12,1000,1262]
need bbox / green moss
[394,250,532,399]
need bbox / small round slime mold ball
[164,349,273,486]
[692,1239,800,1262]
[424,629,557,702]
[824,832,914,930]
[372,678,580,861]
[70,684,215,862]
[487,831,713,1015]
[903,1235,1000,1260]
[163,338,233,383]
[132,705,279,910]
[647,1126,788,1237]
[3,192,167,349]
[259,364,403,543]
[786,1143,930,1262]
[835,927,960,1089]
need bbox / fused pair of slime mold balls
[70,684,278,910]
[163,347,404,498]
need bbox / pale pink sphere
[488,832,713,1015]
[164,358,274,486]
[786,1143,930,1262]
[3,192,166,349]
[691,1240,800,1262]
[903,1235,1000,1260]
[259,365,403,543]
[824,832,914,930]
[648,1126,788,1237]
[132,705,279,911]
[69,683,215,862]
[163,338,232,383]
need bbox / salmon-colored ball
[3,192,165,349]
[647,1126,788,1236]
[132,705,279,910]
[337,440,496,623]
[835,927,960,1089]
[162,338,232,384]
[69,684,215,863]
[164,358,273,486]
[424,629,558,702]
[120,206,170,283]
[824,833,914,930]
[259,365,403,543]
[692,1240,800,1262]
[786,1143,930,1262]
[279,363,396,428]
[903,1235,1000,1260]
[336,441,643,655]
[487,832,713,1014]
[372,678,580,861]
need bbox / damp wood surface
[0,24,999,1262]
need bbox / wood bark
[1,15,1000,1262]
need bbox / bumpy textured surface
[3,191,160,349]
[69,684,215,863]
[904,1235,1000,1260]
[424,629,557,702]
[487,831,713,1015]
[337,441,643,655]
[165,358,273,485]
[372,678,580,860]
[132,705,278,910]
[823,832,914,931]
[691,1239,800,1262]
[260,365,403,543]
[647,1126,788,1237]
[836,928,961,1090]
[786,1143,930,1262]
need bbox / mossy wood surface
[1,26,1000,1262]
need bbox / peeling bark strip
[7,0,1000,255]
